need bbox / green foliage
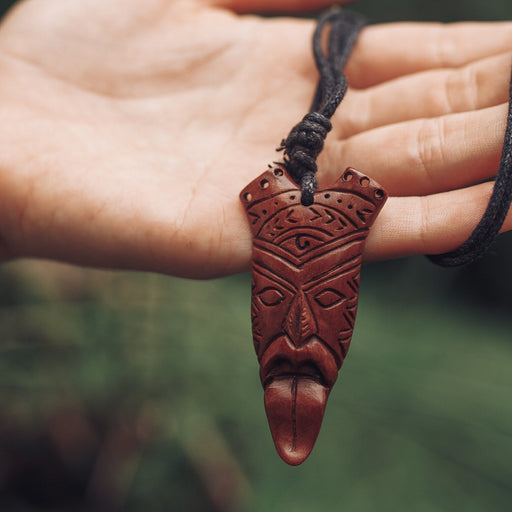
[1,258,512,511]
[358,0,512,22]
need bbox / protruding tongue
[264,375,329,465]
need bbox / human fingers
[346,22,512,88]
[334,52,511,140]
[210,0,353,14]
[364,181,512,261]
[323,103,507,196]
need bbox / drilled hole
[262,209,267,215]
[290,195,296,201]
[375,189,384,200]
[360,177,370,187]
[324,193,330,199]
[260,179,269,189]
[348,204,353,210]
[343,171,353,181]
[244,192,252,202]
[274,168,284,177]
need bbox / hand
[0,0,511,278]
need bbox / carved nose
[284,292,318,347]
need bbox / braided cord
[280,9,366,206]
[281,9,512,265]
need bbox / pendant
[240,166,387,465]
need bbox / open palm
[0,0,511,277]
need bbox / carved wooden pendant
[240,166,387,465]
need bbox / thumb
[211,0,356,14]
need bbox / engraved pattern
[241,167,386,369]
[240,166,387,465]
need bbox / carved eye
[258,287,285,306]
[314,289,346,308]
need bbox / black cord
[279,9,366,206]
[282,8,512,265]
[428,64,512,267]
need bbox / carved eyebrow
[303,254,362,290]
[252,261,297,294]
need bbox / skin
[0,0,511,278]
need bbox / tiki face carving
[241,167,387,465]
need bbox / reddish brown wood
[240,167,387,465]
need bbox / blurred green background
[1,0,512,511]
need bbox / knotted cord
[281,8,512,266]
[279,9,365,206]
